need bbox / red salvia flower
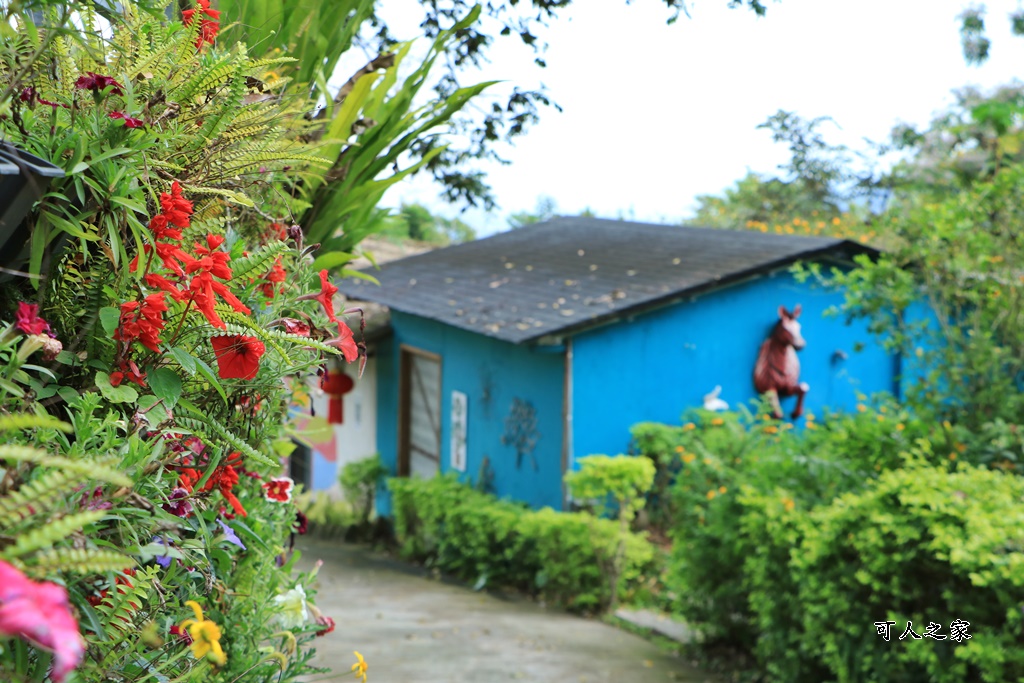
[74,72,123,96]
[262,477,294,503]
[108,111,144,128]
[182,0,220,49]
[15,302,49,335]
[176,462,247,517]
[160,182,193,229]
[210,335,265,380]
[113,294,168,353]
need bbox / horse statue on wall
[754,304,809,420]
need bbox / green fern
[1,510,107,560]
[0,413,72,433]
[176,413,276,467]
[93,566,156,639]
[0,469,78,525]
[25,548,135,577]
[0,446,132,487]
[229,240,290,279]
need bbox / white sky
[362,0,1024,236]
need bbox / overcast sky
[361,0,1024,236]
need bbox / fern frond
[176,414,276,467]
[179,184,255,208]
[26,548,135,577]
[0,413,72,433]
[94,566,155,636]
[246,56,299,71]
[195,44,249,145]
[0,446,132,487]
[229,241,290,279]
[220,150,330,175]
[1,510,107,560]
[174,53,238,104]
[0,469,77,525]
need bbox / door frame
[397,344,443,477]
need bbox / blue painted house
[336,217,896,510]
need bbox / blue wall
[571,268,898,462]
[377,311,566,511]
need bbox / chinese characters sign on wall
[451,390,467,472]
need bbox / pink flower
[0,561,85,683]
[108,111,144,128]
[15,302,49,335]
[262,477,294,503]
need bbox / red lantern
[321,368,354,424]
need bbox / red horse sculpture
[754,305,809,419]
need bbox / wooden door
[398,346,441,479]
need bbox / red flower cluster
[182,0,220,49]
[109,110,144,128]
[15,302,49,335]
[74,72,123,96]
[179,459,247,518]
[211,335,265,380]
[131,182,251,330]
[113,293,168,353]
[109,359,147,388]
[259,258,287,298]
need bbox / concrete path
[294,539,716,683]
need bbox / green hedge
[387,474,658,612]
[644,402,1024,682]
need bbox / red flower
[160,182,193,229]
[0,561,85,683]
[108,111,144,128]
[181,235,250,329]
[262,476,294,503]
[211,335,265,380]
[294,510,308,535]
[182,0,220,49]
[279,318,310,336]
[259,258,287,298]
[297,270,339,323]
[176,462,247,517]
[169,624,193,645]
[74,72,123,96]
[109,371,125,387]
[15,302,49,335]
[113,293,168,353]
[315,615,336,637]
[327,321,358,363]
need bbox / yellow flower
[762,425,779,435]
[703,457,713,466]
[806,422,816,430]
[181,600,226,666]
[856,404,866,413]
[782,498,795,512]
[706,490,716,500]
[718,486,727,494]
[683,422,696,431]
[682,453,695,464]
[832,217,841,226]
[896,423,905,431]
[352,651,368,683]
[949,452,957,461]
[710,417,725,426]
[675,445,685,453]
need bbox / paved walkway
[295,539,715,683]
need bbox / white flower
[273,585,308,629]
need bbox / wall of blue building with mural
[375,310,566,511]
[570,268,898,462]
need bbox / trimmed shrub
[387,474,658,612]
[793,463,1024,683]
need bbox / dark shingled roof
[336,217,876,345]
